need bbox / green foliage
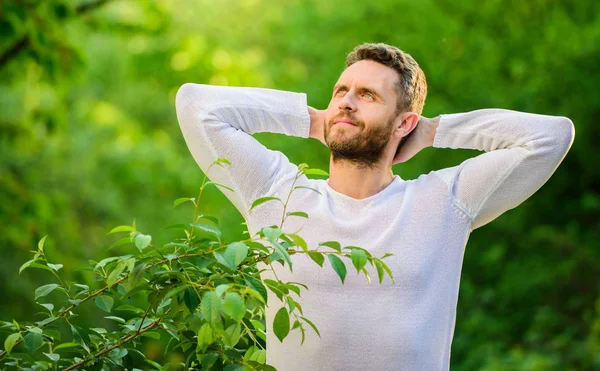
[1,0,599,369]
[0,161,393,370]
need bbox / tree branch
[0,0,112,69]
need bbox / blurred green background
[1,0,599,369]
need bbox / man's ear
[395,111,420,136]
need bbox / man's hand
[308,106,327,147]
[393,115,440,164]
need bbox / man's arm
[175,83,311,221]
[398,109,575,230]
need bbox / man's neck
[327,157,395,200]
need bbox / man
[175,42,574,370]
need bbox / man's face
[325,60,402,168]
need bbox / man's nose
[339,92,357,112]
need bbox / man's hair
[345,42,427,116]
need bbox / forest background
[1,0,599,369]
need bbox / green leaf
[285,211,309,219]
[164,284,192,300]
[183,287,200,313]
[191,223,222,240]
[37,316,59,327]
[250,196,281,211]
[350,248,368,273]
[215,157,231,166]
[201,291,221,323]
[127,262,147,291]
[327,255,347,284]
[173,197,195,207]
[224,364,244,371]
[108,225,134,234]
[273,307,290,342]
[47,263,63,271]
[302,168,329,176]
[26,262,58,276]
[108,347,128,359]
[244,346,267,364]
[107,261,127,288]
[224,292,246,321]
[52,342,80,351]
[44,353,60,362]
[250,319,265,332]
[287,296,302,314]
[23,328,43,354]
[293,186,322,195]
[107,237,132,251]
[284,283,301,296]
[199,353,219,370]
[300,316,321,337]
[288,233,308,252]
[94,295,114,313]
[4,333,21,354]
[35,284,59,300]
[115,305,144,314]
[19,259,36,274]
[214,242,249,271]
[245,276,268,303]
[38,235,48,252]
[38,303,54,313]
[213,285,229,299]
[197,322,213,349]
[375,260,385,284]
[271,241,293,271]
[139,331,161,340]
[71,326,90,353]
[262,226,282,242]
[95,257,119,269]
[307,251,324,267]
[361,267,372,284]
[320,241,341,252]
[264,279,286,300]
[197,215,220,225]
[104,316,126,324]
[249,363,277,371]
[380,260,395,283]
[222,323,242,347]
[134,234,152,252]
[204,181,235,193]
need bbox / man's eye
[363,92,374,99]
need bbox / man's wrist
[308,106,319,139]
[425,115,440,147]
[308,106,326,145]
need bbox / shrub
[0,160,393,370]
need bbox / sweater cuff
[290,91,311,138]
[432,113,454,149]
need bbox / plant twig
[62,318,161,371]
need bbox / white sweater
[175,83,574,371]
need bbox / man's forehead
[335,63,397,94]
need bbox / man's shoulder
[401,164,465,197]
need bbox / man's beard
[324,115,395,169]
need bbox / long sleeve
[175,83,311,220]
[432,108,575,230]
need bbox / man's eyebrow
[333,83,382,97]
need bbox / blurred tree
[0,0,598,369]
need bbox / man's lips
[333,119,357,126]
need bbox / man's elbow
[175,83,198,121]
[556,116,576,154]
